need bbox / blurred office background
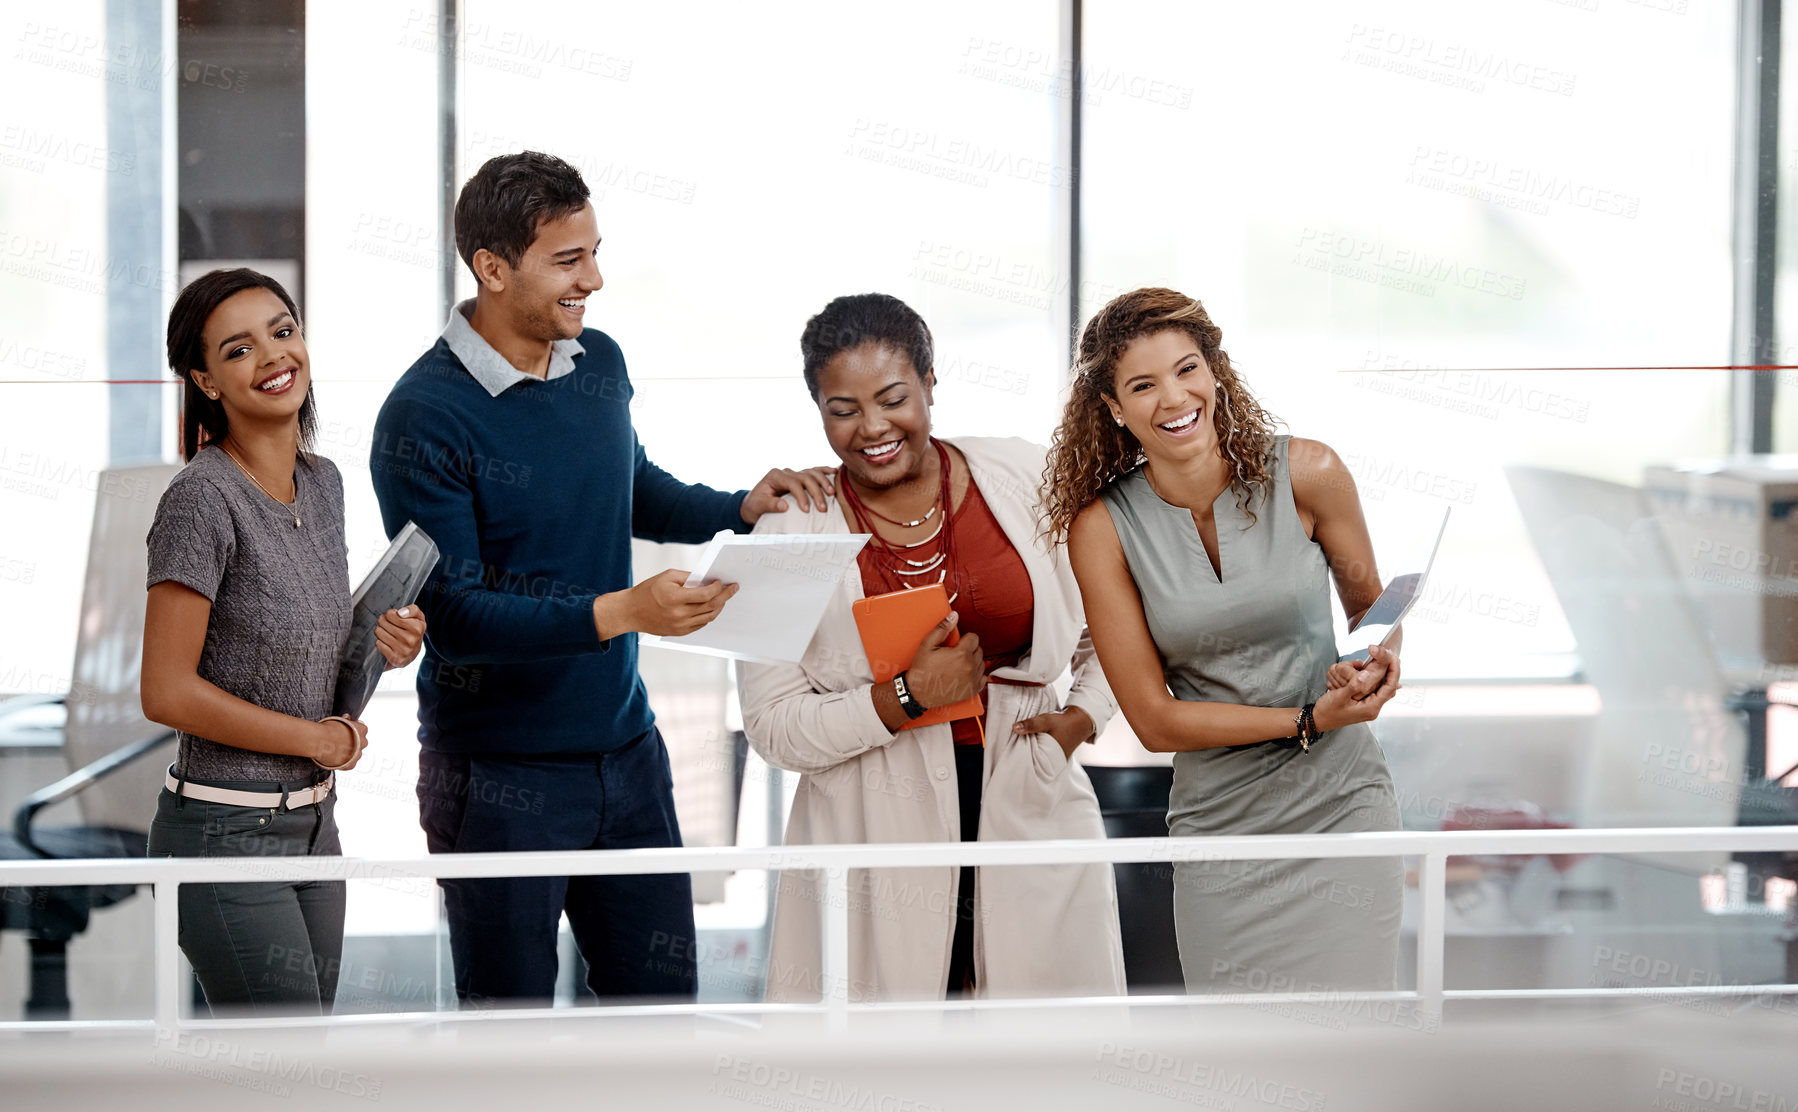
[1,0,1796,1023]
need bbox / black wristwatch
[892,672,928,720]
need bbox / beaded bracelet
[1294,702,1319,753]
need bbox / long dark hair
[165,268,317,462]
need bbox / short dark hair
[165,268,316,462]
[798,293,934,398]
[453,151,591,276]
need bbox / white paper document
[1336,506,1451,663]
[644,532,871,664]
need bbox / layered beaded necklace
[838,438,960,603]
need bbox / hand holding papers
[647,531,870,664]
[1337,507,1450,664]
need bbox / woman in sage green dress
[1046,287,1405,993]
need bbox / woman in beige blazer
[738,293,1125,1004]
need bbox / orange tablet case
[851,583,985,731]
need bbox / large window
[1083,0,1736,677]
[0,2,121,692]
[456,0,1068,484]
[3,0,1793,1022]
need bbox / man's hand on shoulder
[740,466,837,524]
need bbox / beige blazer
[738,436,1126,1003]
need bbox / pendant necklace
[219,443,301,529]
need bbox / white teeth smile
[258,370,294,392]
[558,298,585,310]
[1159,410,1199,432]
[860,440,903,459]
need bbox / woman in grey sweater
[1046,287,1406,994]
[141,268,425,1015]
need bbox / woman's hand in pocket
[377,606,427,669]
[1013,706,1095,763]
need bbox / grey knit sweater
[145,446,352,782]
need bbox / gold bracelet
[314,715,362,771]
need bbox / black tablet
[332,521,439,718]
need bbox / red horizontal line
[1343,365,1798,373]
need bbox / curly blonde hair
[1041,287,1278,544]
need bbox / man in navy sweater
[369,152,831,1006]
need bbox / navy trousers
[417,727,696,1006]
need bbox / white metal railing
[2,826,1796,1035]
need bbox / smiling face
[1105,328,1220,466]
[489,202,604,342]
[190,287,310,431]
[813,341,936,491]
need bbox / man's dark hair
[453,151,591,276]
[798,293,935,398]
[165,267,316,462]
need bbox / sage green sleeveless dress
[1100,436,1402,992]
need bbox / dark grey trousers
[147,781,345,1017]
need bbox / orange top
[856,477,1034,745]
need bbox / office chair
[0,464,178,1019]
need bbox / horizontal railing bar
[0,1019,155,1034]
[176,1000,829,1029]
[860,990,1419,1012]
[4,827,1794,886]
[11,984,1790,1037]
[1443,985,1798,1000]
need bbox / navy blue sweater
[369,329,748,755]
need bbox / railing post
[1415,851,1446,1027]
[823,865,850,1030]
[152,880,181,1035]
